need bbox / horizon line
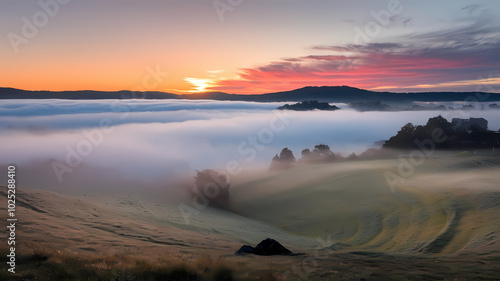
[2,85,499,96]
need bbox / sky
[1,0,500,94]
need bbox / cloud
[210,17,500,94]
[461,4,483,16]
[0,99,281,117]
[2,100,500,194]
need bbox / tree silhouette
[301,148,312,162]
[313,144,335,160]
[279,148,296,163]
[194,169,230,209]
[298,144,336,162]
[277,100,339,111]
[384,123,416,148]
[270,148,296,170]
[383,115,496,150]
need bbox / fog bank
[1,99,499,194]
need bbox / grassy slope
[1,154,500,280]
[230,155,500,255]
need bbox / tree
[426,115,453,134]
[382,115,496,150]
[383,123,416,148]
[270,148,296,170]
[277,100,340,111]
[348,152,358,160]
[298,144,336,163]
[269,154,281,170]
[279,148,296,164]
[193,169,230,209]
[300,148,312,162]
[400,123,415,136]
[312,144,335,161]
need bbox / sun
[184,78,215,92]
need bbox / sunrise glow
[184,78,216,92]
[2,1,500,94]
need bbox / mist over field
[1,99,499,194]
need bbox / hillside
[231,155,500,254]
[2,154,500,280]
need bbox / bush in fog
[270,144,339,169]
[277,100,340,111]
[193,169,230,209]
[270,148,296,170]
[300,144,336,163]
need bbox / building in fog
[451,117,488,132]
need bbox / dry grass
[0,245,287,281]
[0,245,239,281]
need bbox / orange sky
[2,1,500,94]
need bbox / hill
[0,88,178,100]
[2,86,500,103]
[231,154,500,254]
[3,154,500,280]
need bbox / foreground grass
[0,247,282,281]
[2,246,500,280]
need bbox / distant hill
[252,86,500,103]
[0,88,178,100]
[1,86,500,103]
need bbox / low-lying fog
[1,99,499,195]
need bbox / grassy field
[1,153,499,280]
[231,155,500,255]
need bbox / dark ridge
[2,86,500,103]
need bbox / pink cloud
[209,41,500,94]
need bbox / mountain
[249,86,500,103]
[1,86,500,103]
[0,88,178,100]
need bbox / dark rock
[235,245,255,255]
[234,238,298,256]
[254,238,292,255]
